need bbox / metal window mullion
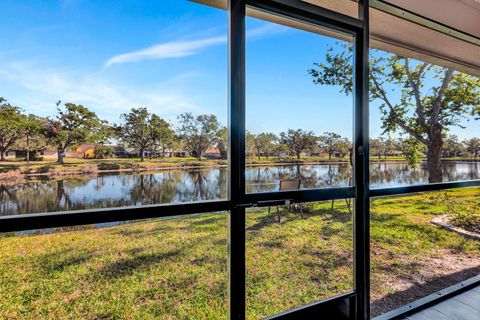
[354,1,370,320]
[228,0,247,319]
[246,0,363,34]
[243,187,356,205]
[0,200,231,233]
[370,179,480,198]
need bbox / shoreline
[0,158,478,182]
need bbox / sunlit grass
[0,188,479,319]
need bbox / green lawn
[0,188,479,319]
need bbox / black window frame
[0,1,479,319]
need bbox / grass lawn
[0,189,479,319]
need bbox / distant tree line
[247,129,352,160]
[0,96,479,165]
[370,135,480,167]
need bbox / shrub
[93,146,114,159]
[26,152,44,161]
[83,149,95,159]
[98,163,121,170]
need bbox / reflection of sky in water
[0,162,479,216]
[369,162,480,188]
[67,176,133,203]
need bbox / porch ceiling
[192,0,480,76]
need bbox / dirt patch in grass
[370,249,480,316]
[370,189,480,317]
[432,215,480,240]
[451,214,480,234]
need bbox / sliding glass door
[228,1,369,318]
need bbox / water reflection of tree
[56,180,73,209]
[177,169,225,201]
[442,162,480,182]
[129,173,177,205]
[245,164,353,192]
[312,164,352,188]
[2,162,479,216]
[0,179,88,215]
[369,163,428,187]
[369,162,480,187]
[0,185,17,205]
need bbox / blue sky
[0,0,478,140]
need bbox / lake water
[0,162,479,216]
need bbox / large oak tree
[253,132,277,160]
[0,98,26,161]
[42,101,102,164]
[318,132,350,159]
[176,112,220,160]
[280,129,316,159]
[309,45,480,182]
[117,107,173,162]
[464,137,480,160]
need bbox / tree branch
[431,68,454,126]
[371,75,428,145]
[404,58,427,128]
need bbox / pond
[0,162,479,216]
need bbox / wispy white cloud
[104,23,288,67]
[0,62,201,121]
[0,22,287,122]
[104,36,226,68]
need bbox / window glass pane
[370,188,480,317]
[246,200,354,318]
[245,11,354,194]
[369,57,480,187]
[0,1,227,216]
[369,21,480,188]
[0,213,228,319]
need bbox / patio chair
[270,178,304,222]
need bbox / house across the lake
[204,146,221,159]
[65,145,95,158]
[6,147,56,160]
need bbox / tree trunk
[328,153,332,160]
[0,150,5,161]
[427,140,443,183]
[296,152,301,159]
[26,135,30,164]
[140,148,145,162]
[57,148,64,164]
